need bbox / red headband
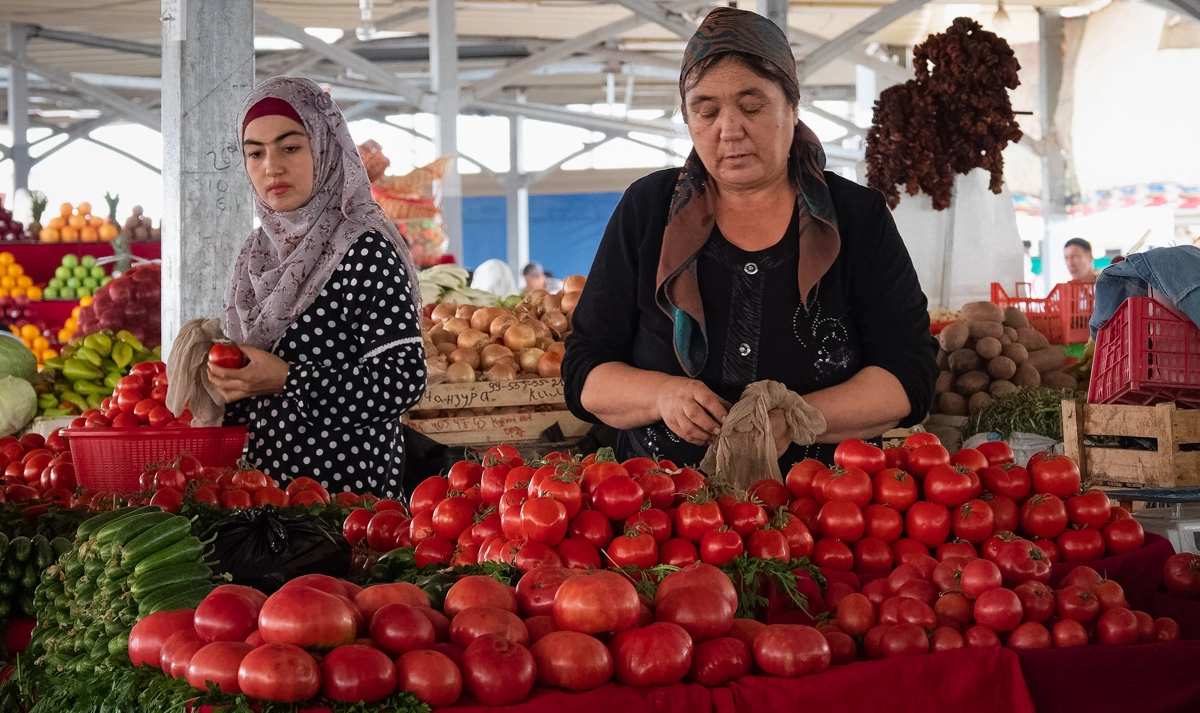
[242,97,305,134]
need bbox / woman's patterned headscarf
[658,7,841,377]
[226,76,420,351]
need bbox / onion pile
[422,277,585,385]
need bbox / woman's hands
[207,345,290,403]
[656,377,731,446]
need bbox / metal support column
[756,0,788,30]
[505,94,529,277]
[429,0,463,262]
[1038,10,1067,289]
[7,23,32,193]
[160,0,255,358]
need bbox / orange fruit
[48,217,65,230]
[60,226,79,242]
[77,201,93,216]
[16,276,32,288]
[6,264,22,278]
[41,349,58,362]
[39,227,60,243]
[68,214,87,229]
[58,329,72,342]
[0,252,12,266]
[0,276,13,289]
[99,223,119,240]
[27,286,43,301]
[80,226,99,242]
[0,288,8,299]
[19,324,39,340]
[32,336,49,351]
[87,215,104,229]
[79,296,93,307]
[59,202,73,217]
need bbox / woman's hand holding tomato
[207,344,290,403]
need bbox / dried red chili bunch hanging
[866,17,1023,211]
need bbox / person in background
[522,262,563,293]
[1064,238,1098,283]
[471,259,521,298]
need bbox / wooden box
[1061,399,1200,488]
[405,378,591,446]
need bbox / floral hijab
[225,76,420,351]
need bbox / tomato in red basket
[208,343,247,369]
[1164,553,1200,598]
[154,468,186,491]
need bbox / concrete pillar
[429,0,463,262]
[160,0,255,358]
[1038,10,1067,290]
[756,0,789,30]
[7,23,32,193]
[505,97,529,277]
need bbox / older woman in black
[562,8,937,470]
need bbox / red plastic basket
[1087,296,1200,407]
[64,426,248,492]
[991,281,1095,345]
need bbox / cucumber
[76,507,141,543]
[134,576,210,615]
[131,536,204,577]
[65,556,84,579]
[0,600,11,618]
[51,536,72,559]
[0,532,9,559]
[129,562,212,599]
[22,561,39,590]
[32,535,54,569]
[119,517,192,570]
[108,633,128,657]
[20,593,37,617]
[94,510,170,546]
[138,583,213,617]
[10,536,32,563]
[5,557,22,581]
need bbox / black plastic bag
[203,507,351,594]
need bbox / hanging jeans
[1089,245,1200,338]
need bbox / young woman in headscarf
[562,7,938,470]
[207,77,426,498]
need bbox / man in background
[522,262,562,293]
[1064,238,1098,283]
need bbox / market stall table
[1,241,160,283]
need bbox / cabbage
[0,376,36,437]
[0,334,37,383]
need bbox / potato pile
[422,276,585,386]
[932,301,1076,416]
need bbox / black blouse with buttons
[562,168,938,470]
[223,231,426,498]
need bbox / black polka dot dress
[224,231,426,497]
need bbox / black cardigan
[562,168,938,468]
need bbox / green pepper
[63,358,103,382]
[111,341,133,370]
[100,357,118,373]
[85,393,104,410]
[152,345,162,359]
[74,346,103,368]
[102,371,121,390]
[42,356,66,372]
[60,391,88,413]
[38,393,60,410]
[83,333,113,357]
[116,330,145,352]
[73,380,113,397]
[413,570,458,612]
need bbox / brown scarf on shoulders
[658,7,841,377]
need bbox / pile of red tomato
[67,361,195,430]
[138,461,344,514]
[0,431,78,506]
[359,436,1147,580]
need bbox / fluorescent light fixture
[993,0,1012,29]
[304,27,344,44]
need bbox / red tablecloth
[1017,640,1200,713]
[1,241,160,284]
[1150,593,1200,640]
[1049,533,1175,611]
[713,647,1034,713]
[441,682,715,713]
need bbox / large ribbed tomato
[258,587,356,651]
[553,570,639,634]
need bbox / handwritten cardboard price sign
[416,378,567,410]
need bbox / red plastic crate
[990,281,1095,345]
[1088,296,1200,408]
[64,426,248,492]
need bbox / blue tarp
[462,192,623,278]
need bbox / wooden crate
[406,378,590,446]
[1061,399,1200,488]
